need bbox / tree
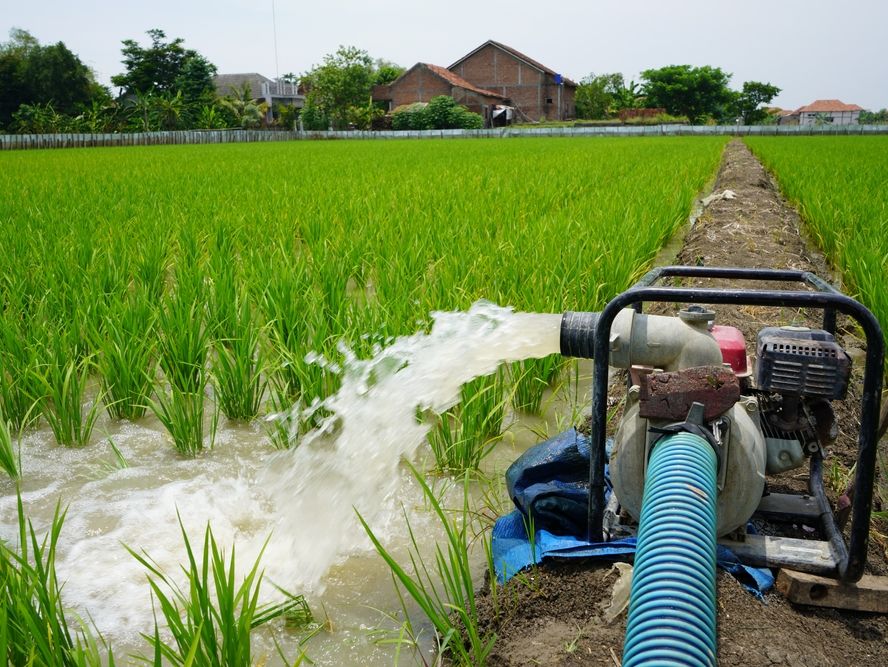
[640,65,735,124]
[112,29,216,101]
[373,59,405,86]
[733,81,781,124]
[575,73,627,119]
[860,109,888,124]
[217,84,267,128]
[0,28,104,129]
[300,46,375,129]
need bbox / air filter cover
[755,326,850,399]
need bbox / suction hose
[622,432,718,667]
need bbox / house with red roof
[778,99,864,126]
[373,40,576,126]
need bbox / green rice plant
[428,373,507,474]
[94,292,157,420]
[36,337,102,447]
[0,315,44,431]
[157,293,210,395]
[357,464,495,666]
[135,233,169,301]
[0,490,115,666]
[0,418,20,479]
[509,354,563,415]
[746,137,888,372]
[150,382,218,456]
[126,514,312,667]
[212,296,266,421]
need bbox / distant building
[373,63,506,122]
[213,73,304,124]
[778,99,863,126]
[448,40,577,122]
[372,40,576,125]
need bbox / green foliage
[641,64,735,124]
[112,29,216,100]
[0,28,105,130]
[373,58,405,86]
[392,97,484,130]
[36,341,102,447]
[0,491,115,666]
[575,73,638,119]
[301,45,375,130]
[860,108,888,124]
[391,102,431,130]
[733,81,781,124]
[345,96,385,130]
[357,464,496,666]
[218,84,268,129]
[126,515,311,666]
[299,94,329,130]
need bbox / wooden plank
[776,569,888,613]
[718,534,837,575]
[755,493,821,522]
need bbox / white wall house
[780,99,863,126]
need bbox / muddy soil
[476,140,888,666]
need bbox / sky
[3,0,887,112]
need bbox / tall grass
[0,490,115,666]
[150,381,217,456]
[212,295,266,422]
[126,515,312,666]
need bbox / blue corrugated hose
[622,432,718,667]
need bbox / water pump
[554,266,884,666]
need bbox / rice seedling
[157,292,210,395]
[126,514,312,666]
[428,371,507,474]
[0,418,20,479]
[93,292,157,420]
[0,490,115,666]
[357,464,496,666]
[35,333,102,447]
[150,381,217,456]
[212,295,266,421]
[510,354,563,414]
[0,315,44,430]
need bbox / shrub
[391,102,431,130]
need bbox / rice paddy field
[0,136,732,664]
[745,136,888,352]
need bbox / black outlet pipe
[560,311,600,360]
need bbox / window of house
[546,98,553,104]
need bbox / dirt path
[475,140,888,667]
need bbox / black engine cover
[755,326,850,399]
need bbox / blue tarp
[497,428,774,598]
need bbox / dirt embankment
[475,140,888,667]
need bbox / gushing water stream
[0,302,564,664]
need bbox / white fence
[2,124,887,151]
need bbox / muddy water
[0,302,583,665]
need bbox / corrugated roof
[449,40,577,87]
[795,99,864,113]
[422,63,506,99]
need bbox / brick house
[373,63,506,122]
[447,40,577,122]
[777,99,863,126]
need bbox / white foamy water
[0,301,563,662]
